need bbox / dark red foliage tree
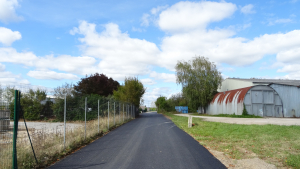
[74,73,120,96]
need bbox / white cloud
[274,18,292,24]
[132,27,145,32]
[0,27,21,46]
[27,70,79,80]
[70,21,160,80]
[220,67,235,72]
[277,64,300,73]
[268,18,293,25]
[0,48,99,75]
[143,87,172,103]
[141,14,150,27]
[158,1,237,32]
[282,72,300,79]
[34,54,97,74]
[151,5,168,15]
[140,78,156,85]
[273,48,300,79]
[68,1,300,81]
[276,48,300,64]
[149,71,176,83]
[0,0,23,23]
[240,4,255,14]
[0,63,29,85]
[158,25,300,70]
[0,62,5,71]
[0,47,37,66]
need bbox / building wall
[244,85,283,117]
[207,87,251,115]
[218,79,255,92]
[270,84,300,117]
[207,85,283,117]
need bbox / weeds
[0,113,133,169]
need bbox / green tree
[155,96,171,112]
[10,89,47,120]
[175,56,222,112]
[113,77,145,107]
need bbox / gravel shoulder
[175,114,300,126]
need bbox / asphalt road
[48,112,226,169]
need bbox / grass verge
[162,112,300,168]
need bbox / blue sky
[1,0,300,106]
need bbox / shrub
[242,104,248,116]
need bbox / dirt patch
[208,148,278,169]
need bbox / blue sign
[175,106,188,113]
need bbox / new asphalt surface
[48,112,226,169]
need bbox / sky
[0,0,300,106]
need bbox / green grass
[163,112,300,168]
[191,113,262,118]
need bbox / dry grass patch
[0,114,133,169]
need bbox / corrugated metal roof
[227,78,300,87]
[211,86,252,104]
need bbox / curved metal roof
[211,86,252,104]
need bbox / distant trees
[53,82,75,99]
[113,77,146,107]
[9,89,48,120]
[74,73,120,97]
[155,96,170,112]
[155,93,187,113]
[175,56,222,112]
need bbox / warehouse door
[263,91,274,117]
[264,105,273,117]
[252,104,263,116]
[251,90,263,116]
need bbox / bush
[242,104,248,116]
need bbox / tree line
[4,73,145,121]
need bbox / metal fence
[0,86,14,169]
[0,84,136,169]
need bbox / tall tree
[175,56,222,112]
[74,73,120,96]
[53,82,75,99]
[113,77,145,107]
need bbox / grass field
[164,112,300,168]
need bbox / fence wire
[0,86,14,169]
[0,84,136,168]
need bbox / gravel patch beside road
[10,121,83,132]
[175,114,300,126]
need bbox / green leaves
[175,56,222,111]
[113,77,146,107]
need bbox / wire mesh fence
[0,84,136,168]
[0,86,14,169]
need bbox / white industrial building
[206,78,300,117]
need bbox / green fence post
[12,90,19,169]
